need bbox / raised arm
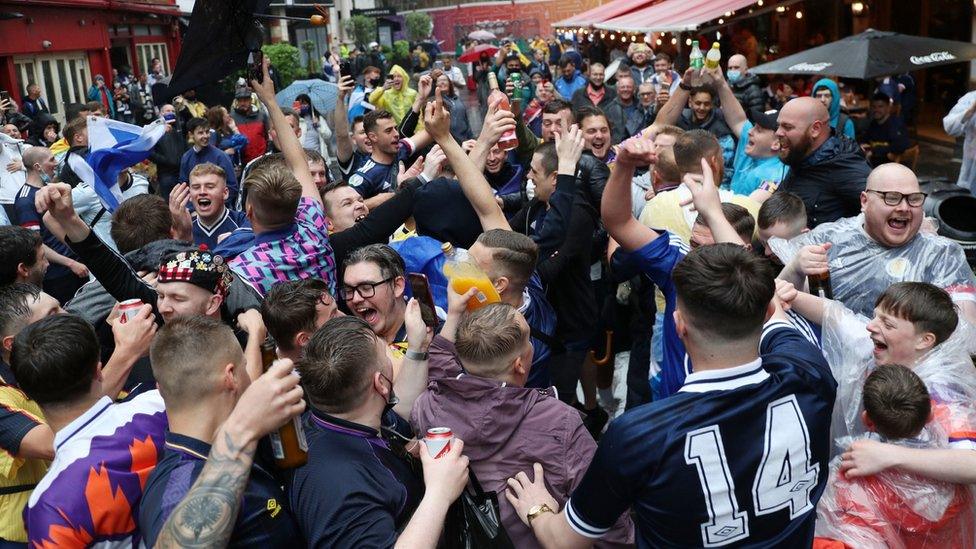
[601,135,660,251]
[653,67,697,127]
[392,299,431,420]
[335,73,356,164]
[704,67,747,137]
[154,359,305,549]
[424,89,510,231]
[250,58,319,205]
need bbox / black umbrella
[155,0,271,104]
[750,29,976,79]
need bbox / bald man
[775,97,870,227]
[726,54,764,113]
[773,162,976,322]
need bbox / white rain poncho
[819,300,976,452]
[943,90,976,192]
[768,214,976,319]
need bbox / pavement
[916,139,962,183]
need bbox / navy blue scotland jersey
[565,321,837,548]
[192,207,250,250]
[347,139,416,199]
[140,432,302,547]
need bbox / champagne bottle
[261,341,308,469]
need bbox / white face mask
[525,179,536,200]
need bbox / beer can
[424,427,453,458]
[118,299,144,324]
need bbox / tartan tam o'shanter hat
[157,250,233,298]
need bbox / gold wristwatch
[526,503,555,526]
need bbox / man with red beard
[775,97,870,228]
[772,162,976,323]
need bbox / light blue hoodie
[813,78,855,139]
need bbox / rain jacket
[943,90,976,191]
[813,78,856,139]
[730,72,765,113]
[368,65,417,124]
[411,336,635,549]
[0,132,28,205]
[777,135,870,227]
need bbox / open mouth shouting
[354,305,380,326]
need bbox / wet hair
[299,316,380,413]
[475,230,538,292]
[111,194,173,254]
[543,99,573,116]
[672,244,775,341]
[673,129,722,176]
[0,226,42,285]
[694,203,755,242]
[63,117,88,145]
[363,109,395,134]
[875,282,958,345]
[455,303,528,379]
[11,315,100,407]
[186,117,210,134]
[863,364,931,440]
[757,191,807,231]
[0,283,41,338]
[343,244,405,280]
[243,164,301,229]
[262,278,331,352]
[532,141,559,178]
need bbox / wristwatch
[405,349,429,361]
[679,81,693,91]
[526,503,555,526]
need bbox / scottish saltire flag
[67,116,166,212]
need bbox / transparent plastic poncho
[768,215,976,319]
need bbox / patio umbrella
[750,29,976,79]
[458,44,500,63]
[468,30,497,41]
[276,79,339,114]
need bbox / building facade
[0,0,182,122]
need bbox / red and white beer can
[118,299,144,324]
[424,427,453,459]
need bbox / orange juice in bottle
[441,242,500,311]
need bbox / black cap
[751,108,779,131]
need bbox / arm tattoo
[154,429,257,548]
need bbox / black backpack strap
[530,326,566,355]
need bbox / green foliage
[262,43,302,88]
[392,40,411,68]
[345,15,377,47]
[405,12,432,42]
[300,40,320,76]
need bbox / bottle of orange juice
[441,242,500,311]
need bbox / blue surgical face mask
[39,171,51,184]
[727,70,742,83]
[300,105,311,117]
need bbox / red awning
[596,0,759,32]
[552,0,660,29]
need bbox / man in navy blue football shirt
[504,134,837,548]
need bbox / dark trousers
[549,341,589,405]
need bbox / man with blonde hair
[173,162,249,249]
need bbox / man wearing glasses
[771,162,976,322]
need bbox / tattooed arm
[154,359,306,548]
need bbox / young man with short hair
[140,316,302,546]
[180,162,249,249]
[13,314,165,548]
[0,226,47,287]
[757,191,807,263]
[261,277,342,361]
[506,240,835,547]
[179,117,239,207]
[336,72,373,180]
[575,106,615,163]
[347,109,432,209]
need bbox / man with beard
[775,97,870,227]
[230,89,270,165]
[570,63,616,111]
[772,162,976,322]
[554,56,587,101]
[628,43,654,86]
[348,109,432,209]
[0,226,47,287]
[862,92,911,168]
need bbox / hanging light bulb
[718,18,724,24]
[671,37,677,45]
[795,10,803,18]
[724,11,732,16]
[600,32,606,38]
[656,38,663,45]
[610,33,616,40]
[716,31,722,40]
[776,5,786,12]
[685,38,692,46]
[757,0,763,5]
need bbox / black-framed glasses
[340,277,393,300]
[865,190,927,207]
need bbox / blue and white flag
[67,116,166,212]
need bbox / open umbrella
[468,30,497,41]
[276,79,339,114]
[750,29,976,79]
[459,44,499,63]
